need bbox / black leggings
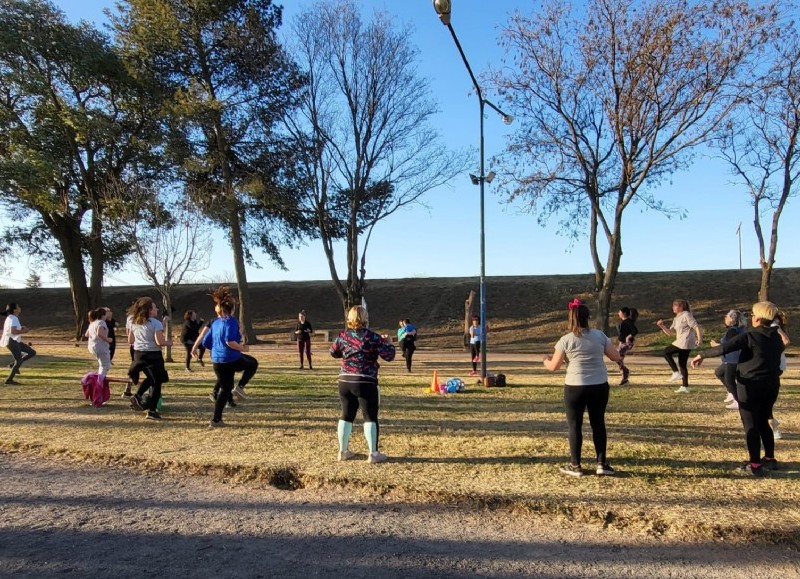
[184,341,205,369]
[737,381,779,463]
[714,363,738,396]
[339,374,379,423]
[211,355,258,421]
[664,345,691,386]
[298,339,312,367]
[404,347,415,371]
[212,354,259,401]
[470,342,481,371]
[6,340,36,381]
[131,350,168,412]
[564,383,610,466]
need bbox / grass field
[1,343,798,545]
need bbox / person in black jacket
[294,310,313,369]
[180,310,205,372]
[692,301,785,477]
[616,307,638,385]
[710,309,746,409]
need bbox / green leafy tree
[25,271,42,288]
[0,0,166,338]
[286,0,469,315]
[112,0,307,343]
[491,0,775,330]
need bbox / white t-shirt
[87,319,110,354]
[130,318,164,352]
[555,329,611,386]
[670,311,699,349]
[1,314,21,347]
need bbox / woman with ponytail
[543,299,622,477]
[202,287,259,427]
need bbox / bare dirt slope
[2,452,799,578]
[5,268,799,350]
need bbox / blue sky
[2,0,798,288]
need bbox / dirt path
[1,453,798,578]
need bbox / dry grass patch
[1,344,798,545]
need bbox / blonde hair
[751,301,779,326]
[346,305,368,329]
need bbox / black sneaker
[208,419,225,428]
[4,379,21,385]
[227,400,237,409]
[760,457,778,471]
[129,395,143,411]
[596,463,615,476]
[146,410,161,420]
[736,462,765,477]
[559,463,584,477]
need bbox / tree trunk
[159,291,174,362]
[758,264,772,302]
[464,290,475,349]
[228,205,257,344]
[87,205,104,309]
[52,224,91,340]
[593,219,623,334]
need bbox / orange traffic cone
[429,370,439,393]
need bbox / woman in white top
[657,299,703,393]
[543,299,622,478]
[2,302,36,385]
[126,297,171,420]
[85,307,113,378]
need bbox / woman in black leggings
[330,305,395,464]
[693,301,785,477]
[543,299,622,477]
[657,299,702,393]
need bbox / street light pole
[433,0,512,381]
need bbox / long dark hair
[620,306,639,323]
[3,303,18,317]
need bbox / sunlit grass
[1,343,798,543]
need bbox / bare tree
[286,0,468,315]
[491,0,775,330]
[105,182,211,361]
[715,16,799,301]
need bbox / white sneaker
[724,393,734,403]
[367,451,388,464]
[725,400,739,409]
[232,385,246,400]
[338,449,355,461]
[674,386,690,393]
[668,372,682,383]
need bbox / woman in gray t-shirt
[543,299,621,478]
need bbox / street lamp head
[502,114,514,125]
[432,0,451,25]
[485,171,496,183]
[469,173,480,185]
